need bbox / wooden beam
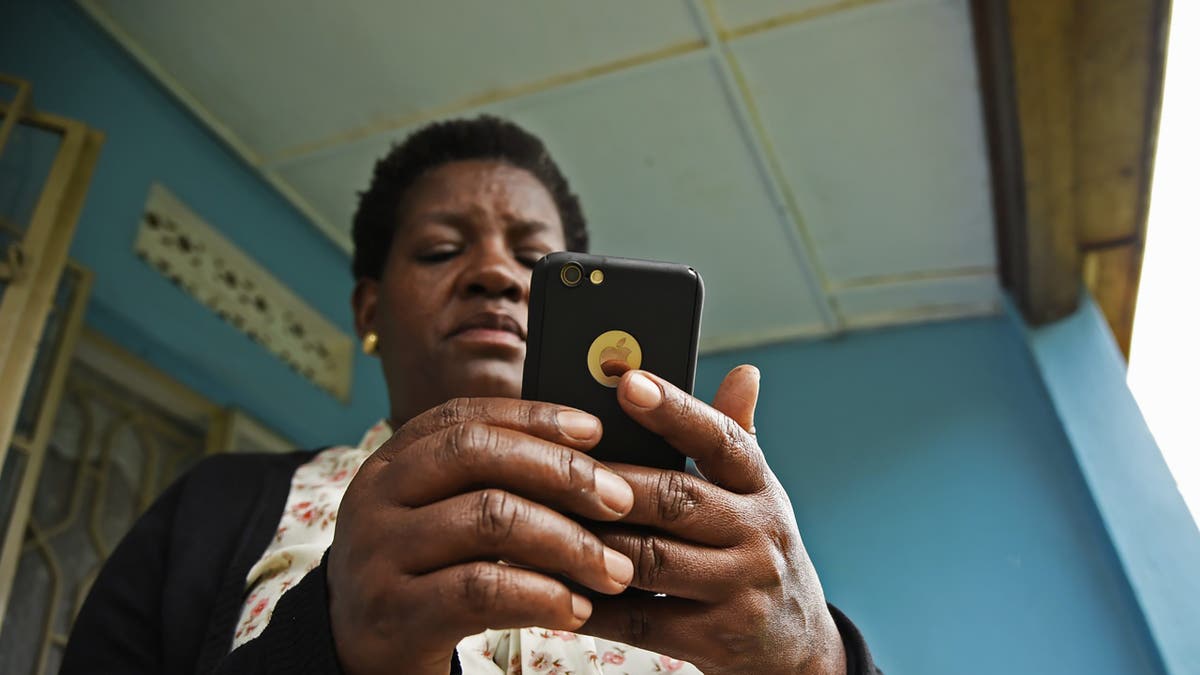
[973,0,1169,355]
[1072,0,1168,357]
[1083,246,1141,355]
[1073,1,1164,246]
[1009,0,1083,325]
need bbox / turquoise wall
[2,2,1171,673]
[1025,297,1200,674]
[697,316,1163,674]
[0,0,389,446]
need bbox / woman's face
[353,159,567,424]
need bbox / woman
[62,117,880,674]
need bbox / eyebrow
[414,210,472,229]
[414,211,555,238]
[506,219,555,238]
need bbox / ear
[351,278,380,339]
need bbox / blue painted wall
[696,316,1163,674]
[2,3,1168,673]
[1026,297,1200,674]
[1,0,389,446]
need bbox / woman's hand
[327,398,636,675]
[582,366,847,675]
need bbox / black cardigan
[60,451,882,674]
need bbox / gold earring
[362,331,378,355]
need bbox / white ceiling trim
[825,265,998,292]
[841,301,1000,332]
[697,299,1000,354]
[700,320,830,355]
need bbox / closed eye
[516,249,550,269]
[415,247,460,264]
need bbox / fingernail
[557,410,599,441]
[604,547,635,586]
[571,593,593,622]
[594,468,634,513]
[625,372,662,409]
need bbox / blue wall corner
[1021,295,1200,675]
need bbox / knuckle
[571,528,605,575]
[525,400,561,435]
[717,629,760,663]
[718,415,750,457]
[721,596,771,656]
[448,421,496,461]
[475,489,520,544]
[554,446,586,489]
[459,563,503,615]
[766,518,795,559]
[439,397,472,428]
[520,400,541,429]
[632,535,667,588]
[676,392,701,422]
[655,471,700,523]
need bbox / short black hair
[351,115,588,279]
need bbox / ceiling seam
[262,40,707,169]
[689,0,845,333]
[80,0,950,276]
[263,2,895,170]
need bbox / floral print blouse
[232,421,702,674]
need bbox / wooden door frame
[971,0,1171,355]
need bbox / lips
[449,312,526,340]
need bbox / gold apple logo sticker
[587,330,643,388]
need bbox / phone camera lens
[560,262,584,287]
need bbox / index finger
[617,371,769,494]
[371,397,602,465]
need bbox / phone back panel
[523,252,703,471]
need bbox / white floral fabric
[457,627,697,674]
[234,421,702,674]
[231,422,384,645]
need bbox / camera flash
[589,269,604,285]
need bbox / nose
[460,240,526,302]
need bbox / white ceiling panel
[85,0,1003,348]
[730,0,996,284]
[85,0,701,159]
[278,54,833,349]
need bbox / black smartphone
[522,251,704,471]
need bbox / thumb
[711,365,760,433]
